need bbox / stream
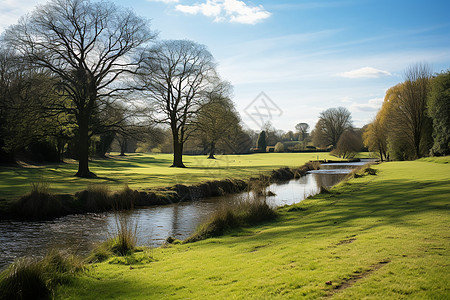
[0,160,368,269]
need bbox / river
[0,160,368,269]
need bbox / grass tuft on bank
[0,250,83,300]
[185,196,277,243]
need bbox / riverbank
[0,153,341,200]
[53,158,450,299]
[0,160,321,220]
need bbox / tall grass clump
[0,257,48,300]
[84,184,111,212]
[112,184,138,210]
[12,180,62,219]
[0,251,83,300]
[40,250,84,286]
[111,211,138,256]
[248,177,271,196]
[78,184,138,213]
[88,211,138,261]
[185,196,277,243]
[346,163,378,179]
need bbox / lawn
[55,158,450,299]
[0,152,337,199]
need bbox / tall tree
[428,70,450,156]
[386,64,432,159]
[312,107,352,148]
[363,115,388,161]
[335,129,362,159]
[295,122,309,141]
[139,40,217,167]
[194,82,241,159]
[0,46,57,162]
[256,131,267,152]
[3,0,153,177]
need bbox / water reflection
[0,161,366,269]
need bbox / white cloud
[350,98,383,112]
[176,0,271,24]
[0,0,44,33]
[338,67,392,78]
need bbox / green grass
[54,159,450,299]
[0,153,337,199]
[417,156,450,164]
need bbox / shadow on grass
[219,178,449,246]
[58,278,174,300]
[95,154,171,170]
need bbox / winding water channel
[0,161,368,269]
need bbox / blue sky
[1,0,449,131]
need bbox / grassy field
[54,158,450,299]
[0,152,338,199]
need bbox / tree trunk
[120,138,127,156]
[56,138,65,162]
[208,142,216,159]
[171,140,186,168]
[75,115,95,177]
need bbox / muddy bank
[0,162,320,221]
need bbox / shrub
[274,142,284,153]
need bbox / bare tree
[139,40,217,167]
[3,0,154,177]
[313,107,353,148]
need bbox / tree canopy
[3,0,154,176]
[139,39,217,167]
